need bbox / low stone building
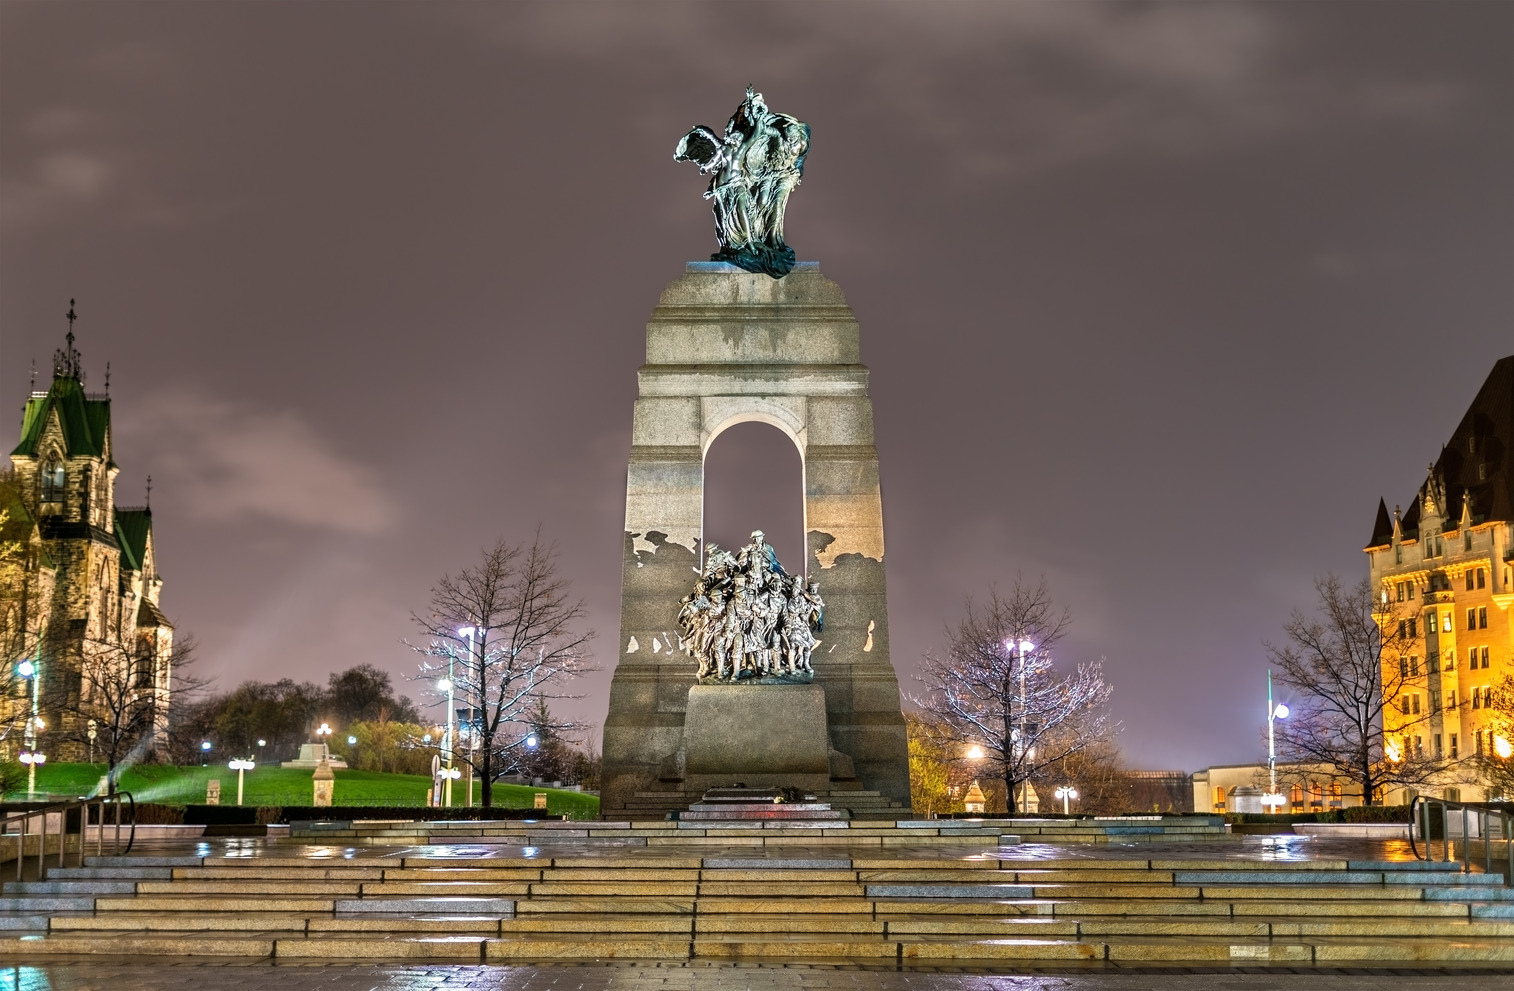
[1192,762,1365,814]
[1,322,174,763]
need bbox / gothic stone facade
[1366,355,1513,802]
[1,335,173,761]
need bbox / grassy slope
[8,763,599,818]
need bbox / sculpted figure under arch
[677,530,823,684]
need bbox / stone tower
[3,319,174,760]
[599,262,911,816]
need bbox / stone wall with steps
[279,815,1230,848]
[0,826,1512,965]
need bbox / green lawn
[6,763,600,818]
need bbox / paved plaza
[3,960,1514,991]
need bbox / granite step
[5,881,138,895]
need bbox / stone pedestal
[312,760,334,807]
[682,684,831,794]
[600,262,911,815]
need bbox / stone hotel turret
[1365,356,1513,800]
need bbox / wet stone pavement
[3,960,1514,991]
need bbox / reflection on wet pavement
[3,960,1514,991]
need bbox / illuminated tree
[912,577,1113,814]
[410,530,595,807]
[1267,574,1439,805]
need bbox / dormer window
[40,458,64,503]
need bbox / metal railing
[1,792,136,880]
[1408,795,1514,882]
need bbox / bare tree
[68,631,206,792]
[1267,574,1439,805]
[410,530,595,808]
[912,577,1114,814]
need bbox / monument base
[682,684,831,794]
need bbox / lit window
[1415,736,1424,755]
[40,459,64,503]
[1444,613,1453,633]
[1397,582,1406,602]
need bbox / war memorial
[2,89,1514,973]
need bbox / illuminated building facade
[1366,356,1513,801]
[1,323,174,763]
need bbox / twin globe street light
[1262,670,1290,811]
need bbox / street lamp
[19,749,45,799]
[1054,785,1078,815]
[1262,670,1290,810]
[450,627,477,808]
[228,758,255,805]
[17,653,41,798]
[1007,637,1035,813]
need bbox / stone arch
[701,416,808,579]
[600,262,910,817]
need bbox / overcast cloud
[1,2,1509,770]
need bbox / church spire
[53,298,84,382]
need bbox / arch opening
[702,420,805,576]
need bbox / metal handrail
[1,792,136,880]
[1408,795,1514,882]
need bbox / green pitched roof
[115,508,151,573]
[11,375,111,460]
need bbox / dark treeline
[171,664,421,763]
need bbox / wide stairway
[1,822,1513,964]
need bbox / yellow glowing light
[966,745,985,760]
[1495,736,1513,760]
[1385,740,1403,762]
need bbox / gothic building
[1366,355,1513,802]
[1,317,173,763]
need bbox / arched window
[40,458,65,503]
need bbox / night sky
[2,3,1509,770]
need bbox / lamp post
[17,655,41,798]
[451,625,477,808]
[87,719,97,765]
[228,758,255,805]
[1055,785,1078,815]
[1262,669,1290,811]
[1008,637,1035,813]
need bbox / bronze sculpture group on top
[677,530,824,684]
[675,87,810,279]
